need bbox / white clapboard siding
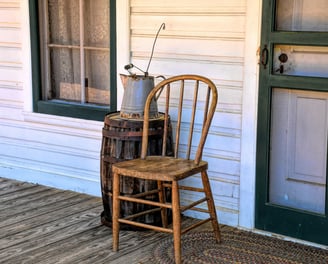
[0,1,23,113]
[0,114,103,195]
[129,0,245,224]
[0,1,104,195]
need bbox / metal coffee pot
[119,74,159,119]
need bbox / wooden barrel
[100,112,173,228]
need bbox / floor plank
[0,204,102,252]
[0,177,168,264]
[0,192,88,228]
[1,177,326,264]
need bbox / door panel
[256,0,328,245]
[269,89,327,214]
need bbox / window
[29,0,116,121]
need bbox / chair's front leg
[172,180,181,264]
[112,171,120,251]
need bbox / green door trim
[255,0,328,246]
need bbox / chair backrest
[141,74,218,164]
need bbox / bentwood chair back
[111,74,221,264]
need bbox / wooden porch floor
[1,177,327,264]
[0,177,201,264]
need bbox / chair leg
[157,180,168,228]
[172,180,181,264]
[112,171,120,251]
[201,170,221,243]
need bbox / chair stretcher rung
[188,207,210,213]
[118,195,172,208]
[123,208,162,220]
[132,189,160,198]
[118,218,173,233]
[162,183,205,193]
[181,197,207,212]
[179,185,205,192]
[181,218,212,234]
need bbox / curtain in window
[46,0,110,104]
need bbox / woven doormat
[151,229,328,264]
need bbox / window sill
[36,100,113,121]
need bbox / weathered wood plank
[0,207,104,263]
[0,184,51,202]
[0,187,61,210]
[0,178,36,195]
[21,225,112,264]
[109,240,158,264]
[0,192,89,228]
[93,231,169,264]
[0,177,9,184]
[2,221,163,264]
[56,229,169,264]
[0,201,102,249]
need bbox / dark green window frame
[28,0,117,121]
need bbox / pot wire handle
[154,75,166,101]
[145,23,166,76]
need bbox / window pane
[85,50,110,105]
[50,48,81,102]
[276,0,328,32]
[273,45,328,78]
[84,0,109,47]
[48,0,80,45]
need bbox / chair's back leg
[201,170,221,243]
[157,180,168,228]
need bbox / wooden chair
[111,74,221,264]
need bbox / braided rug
[151,229,328,264]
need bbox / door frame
[255,0,328,245]
[239,0,262,229]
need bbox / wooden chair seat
[111,74,221,264]
[112,156,208,181]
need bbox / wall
[0,0,261,228]
[0,0,103,195]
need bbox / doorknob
[261,45,269,69]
